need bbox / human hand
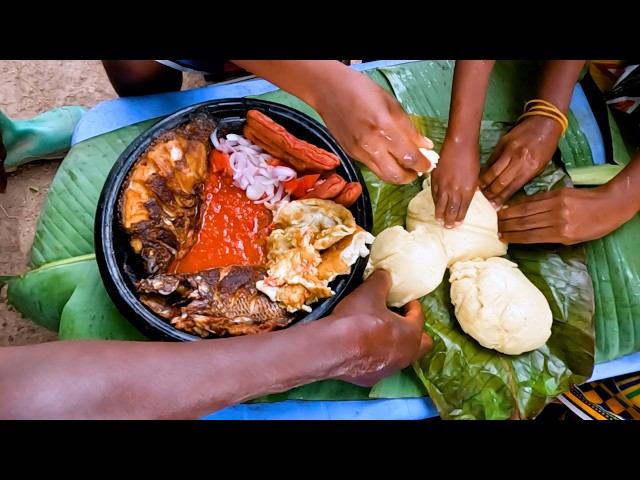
[327,270,433,387]
[479,115,563,208]
[497,185,636,245]
[314,69,437,184]
[430,138,480,227]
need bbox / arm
[231,60,436,184]
[498,149,640,245]
[101,60,183,97]
[0,270,431,420]
[431,60,495,227]
[480,60,586,207]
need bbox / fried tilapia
[120,112,215,275]
[136,265,294,338]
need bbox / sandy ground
[0,60,205,346]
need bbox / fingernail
[402,153,415,165]
[455,221,462,226]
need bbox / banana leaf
[566,164,624,186]
[3,60,637,418]
[551,92,640,363]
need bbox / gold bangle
[516,98,568,136]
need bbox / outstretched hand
[315,70,437,185]
[497,186,635,245]
[480,116,563,208]
[328,269,432,387]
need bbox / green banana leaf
[566,164,624,185]
[361,121,593,419]
[551,93,640,363]
[3,60,638,418]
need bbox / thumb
[362,269,392,299]
[416,332,433,360]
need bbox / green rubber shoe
[1,105,87,172]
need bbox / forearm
[0,322,346,420]
[536,60,585,113]
[601,149,640,214]
[230,60,355,111]
[445,60,496,145]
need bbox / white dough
[364,225,448,308]
[406,179,508,266]
[449,257,553,355]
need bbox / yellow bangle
[516,99,568,136]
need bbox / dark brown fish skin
[136,265,294,338]
[120,112,216,276]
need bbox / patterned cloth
[588,60,640,126]
[557,372,640,420]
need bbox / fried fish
[136,265,294,338]
[120,112,215,275]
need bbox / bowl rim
[95,97,373,341]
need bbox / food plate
[95,98,373,341]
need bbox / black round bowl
[95,98,373,342]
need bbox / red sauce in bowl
[170,170,273,274]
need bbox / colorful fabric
[557,372,640,420]
[588,60,640,126]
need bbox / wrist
[287,316,351,380]
[518,99,568,136]
[598,180,640,219]
[306,61,361,112]
[520,114,564,138]
[443,130,479,150]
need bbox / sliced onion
[246,184,265,200]
[213,131,302,209]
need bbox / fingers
[483,168,529,208]
[382,133,432,175]
[423,136,434,150]
[479,147,509,187]
[398,149,433,174]
[353,140,418,184]
[402,299,433,359]
[418,332,434,359]
[499,226,561,244]
[501,188,557,207]
[432,187,474,228]
[497,194,560,244]
[432,178,446,214]
[499,210,556,233]
[376,120,436,175]
[479,155,510,202]
[443,196,461,227]
[402,298,424,323]
[374,159,417,184]
[497,195,556,221]
[403,300,432,360]
[360,269,393,300]
[457,193,474,224]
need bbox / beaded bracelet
[516,99,569,136]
